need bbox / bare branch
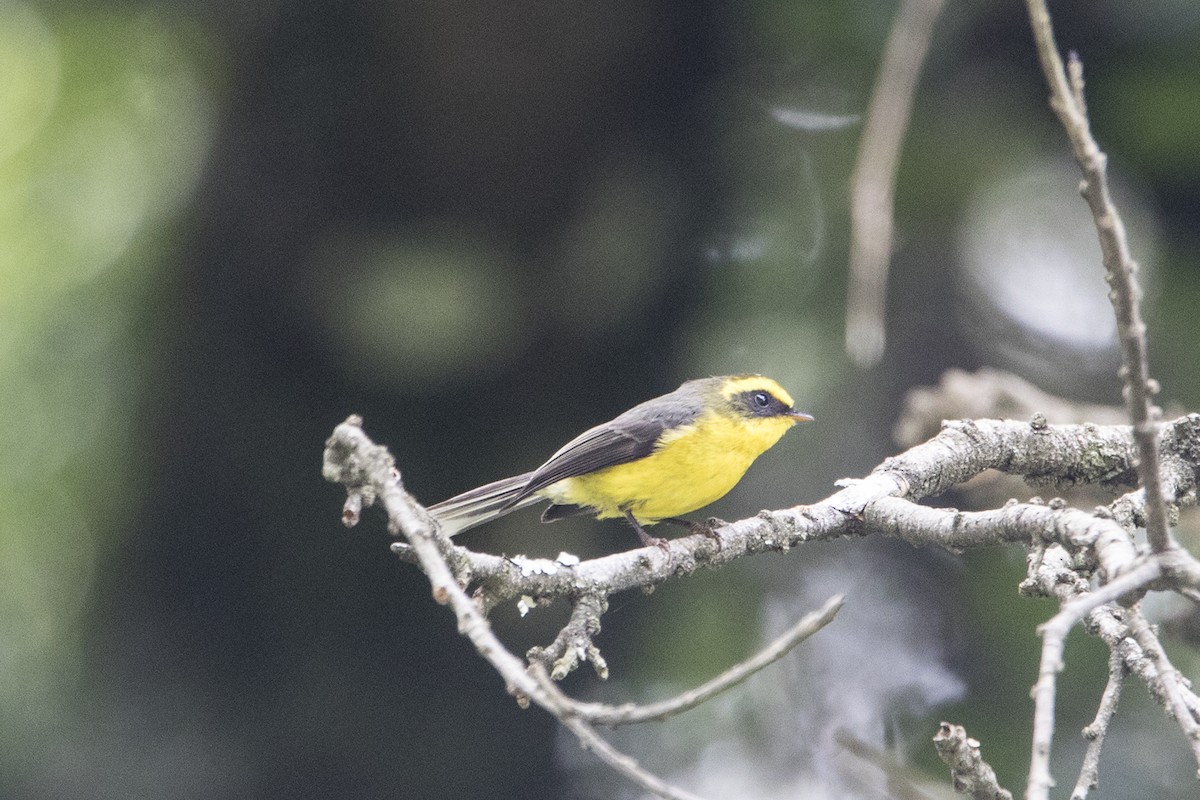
[846,0,946,366]
[933,722,1013,800]
[1027,544,1200,742]
[329,412,1200,629]
[1126,609,1200,768]
[527,593,610,680]
[323,418,707,800]
[1024,0,1172,553]
[864,495,1137,580]
[450,416,1190,609]
[1027,560,1163,800]
[556,594,843,726]
[325,411,1200,799]
[1071,649,1125,800]
[319,5,1198,796]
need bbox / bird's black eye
[753,391,770,408]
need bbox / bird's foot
[636,528,671,553]
[662,516,726,549]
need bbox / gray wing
[511,380,713,500]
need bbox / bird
[428,375,812,549]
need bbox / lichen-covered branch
[323,412,1200,640]
[389,416,1195,616]
[325,408,1200,798]
[324,417,841,800]
[527,592,610,680]
[1027,561,1164,800]
[933,722,1013,800]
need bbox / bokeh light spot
[309,228,527,388]
[0,2,60,163]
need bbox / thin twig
[560,716,708,800]
[1027,560,1163,800]
[1024,539,1200,768]
[1024,0,1172,554]
[1125,609,1200,768]
[846,0,946,366]
[551,594,844,726]
[1071,649,1125,800]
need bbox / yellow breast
[542,409,796,523]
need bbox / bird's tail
[427,472,540,536]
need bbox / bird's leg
[622,509,669,552]
[662,517,711,535]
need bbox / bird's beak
[789,410,815,423]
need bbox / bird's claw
[637,529,670,553]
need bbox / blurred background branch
[846,0,945,366]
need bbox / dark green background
[3,1,1199,797]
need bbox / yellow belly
[540,409,795,523]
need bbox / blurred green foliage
[0,0,213,770]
